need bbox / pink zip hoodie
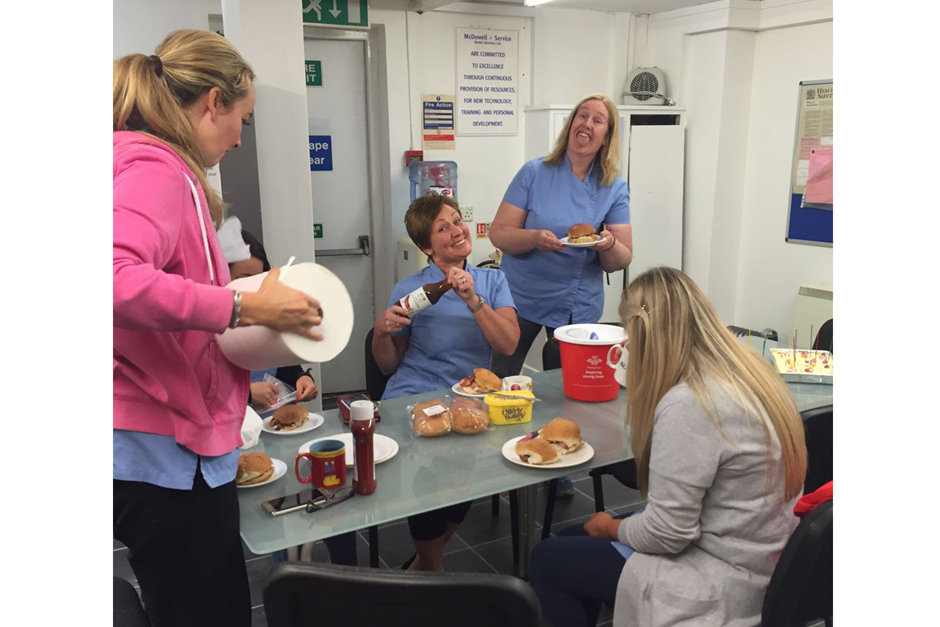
[113,131,249,456]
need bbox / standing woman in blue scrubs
[489,93,633,377]
[373,193,520,570]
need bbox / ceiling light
[524,0,556,6]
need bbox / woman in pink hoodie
[113,30,322,627]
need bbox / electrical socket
[462,204,474,222]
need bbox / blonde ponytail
[113,30,255,227]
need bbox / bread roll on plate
[514,437,560,465]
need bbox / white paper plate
[261,412,324,436]
[501,435,595,469]
[237,458,287,489]
[560,235,607,248]
[451,383,488,399]
[298,433,398,467]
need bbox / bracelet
[229,290,242,329]
[468,295,486,313]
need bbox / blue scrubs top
[381,262,515,400]
[499,155,630,328]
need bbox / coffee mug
[502,375,533,393]
[295,439,347,489]
[606,340,628,388]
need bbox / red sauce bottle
[350,401,377,496]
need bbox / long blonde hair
[621,267,807,500]
[113,30,255,227]
[544,93,621,186]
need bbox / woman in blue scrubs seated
[529,267,808,627]
[489,93,634,378]
[373,193,520,571]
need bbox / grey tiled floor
[114,468,646,626]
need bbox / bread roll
[566,223,599,244]
[450,398,489,434]
[514,437,559,465]
[412,399,452,436]
[237,452,275,485]
[271,404,309,431]
[539,418,583,454]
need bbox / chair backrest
[814,319,833,354]
[801,405,833,494]
[113,577,150,627]
[263,562,543,627]
[761,500,833,627]
[365,327,392,400]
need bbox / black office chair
[113,577,150,627]
[761,500,833,627]
[814,319,833,354]
[263,562,543,627]
[365,326,391,401]
[801,405,833,494]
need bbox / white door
[305,37,374,394]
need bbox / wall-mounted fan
[622,67,673,106]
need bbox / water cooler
[409,160,457,201]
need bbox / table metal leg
[515,485,539,578]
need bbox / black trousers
[114,470,251,627]
[491,316,566,378]
[407,501,474,542]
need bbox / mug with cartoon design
[295,439,347,489]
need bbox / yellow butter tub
[483,390,534,425]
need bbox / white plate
[451,383,488,399]
[237,458,287,489]
[560,235,607,248]
[261,412,324,436]
[298,433,399,467]
[501,435,595,469]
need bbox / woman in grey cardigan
[529,267,808,627]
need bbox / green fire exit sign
[301,0,369,28]
[305,60,322,86]
[314,224,323,238]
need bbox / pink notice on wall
[805,146,833,205]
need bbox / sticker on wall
[476,222,490,239]
[422,94,455,150]
[314,224,323,239]
[309,136,333,171]
[302,0,369,29]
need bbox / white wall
[736,20,833,333]
[644,0,833,335]
[113,0,219,59]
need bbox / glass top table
[238,365,832,575]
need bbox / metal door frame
[303,24,394,324]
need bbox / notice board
[786,79,833,246]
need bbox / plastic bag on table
[407,396,453,437]
[449,397,492,435]
[254,374,298,418]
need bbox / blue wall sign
[309,135,333,171]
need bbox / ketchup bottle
[350,400,377,496]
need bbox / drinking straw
[809,324,814,364]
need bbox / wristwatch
[468,295,486,313]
